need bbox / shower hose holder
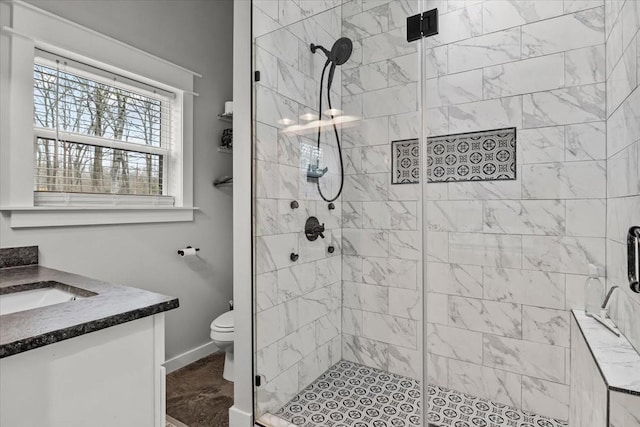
[307,164,328,181]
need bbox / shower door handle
[629,226,640,293]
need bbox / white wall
[0,0,234,362]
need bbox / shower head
[329,37,353,65]
[310,37,353,65]
[311,37,353,92]
[309,38,351,202]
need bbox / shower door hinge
[254,70,261,82]
[407,8,439,42]
[255,375,262,387]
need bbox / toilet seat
[209,310,235,382]
[210,310,234,334]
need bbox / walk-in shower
[306,37,352,202]
[251,0,639,425]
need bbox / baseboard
[229,405,253,427]
[163,341,218,373]
[166,415,189,427]
[256,413,297,426]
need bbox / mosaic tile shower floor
[275,360,569,427]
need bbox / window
[33,51,175,206]
[1,1,197,227]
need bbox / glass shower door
[420,1,600,426]
[251,0,425,425]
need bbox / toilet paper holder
[177,246,200,256]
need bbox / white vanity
[0,260,178,427]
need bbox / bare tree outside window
[33,63,166,196]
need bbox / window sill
[0,206,199,228]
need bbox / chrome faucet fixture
[601,285,619,310]
[588,285,621,337]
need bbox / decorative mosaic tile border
[392,139,420,185]
[427,127,516,183]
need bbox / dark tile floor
[166,352,233,427]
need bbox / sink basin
[0,281,96,316]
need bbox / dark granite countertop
[0,265,179,358]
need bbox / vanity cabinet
[0,314,167,427]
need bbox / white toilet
[210,310,234,382]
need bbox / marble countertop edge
[572,309,640,396]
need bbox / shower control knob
[327,246,335,254]
[305,216,325,241]
[328,202,335,210]
[290,252,299,262]
[290,200,299,209]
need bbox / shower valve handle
[305,216,325,241]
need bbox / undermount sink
[0,281,96,316]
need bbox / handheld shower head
[330,37,353,65]
[310,38,353,66]
[311,37,353,91]
[308,37,353,202]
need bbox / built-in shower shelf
[217,146,232,154]
[218,113,233,123]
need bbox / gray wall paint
[0,0,234,361]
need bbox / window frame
[32,55,173,201]
[0,0,198,228]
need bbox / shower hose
[315,59,345,203]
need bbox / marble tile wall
[569,316,608,426]
[423,0,609,421]
[339,0,423,381]
[252,0,344,417]
[610,390,640,427]
[604,0,640,355]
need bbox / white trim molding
[1,206,198,228]
[0,0,196,227]
[231,1,254,427]
[163,341,218,374]
[2,0,202,79]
